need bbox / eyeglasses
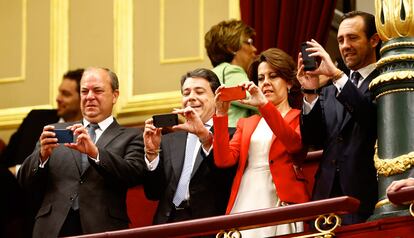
[243,38,254,46]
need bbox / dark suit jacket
[17,119,145,238]
[1,109,59,167]
[143,129,236,224]
[301,70,379,218]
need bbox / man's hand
[65,124,99,159]
[39,125,59,163]
[387,178,414,193]
[143,118,162,161]
[305,39,339,78]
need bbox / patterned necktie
[172,133,198,207]
[81,123,99,172]
[72,123,99,210]
[351,71,362,87]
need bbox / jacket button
[79,180,84,184]
[269,160,274,164]
[336,137,343,142]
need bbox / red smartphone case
[219,86,246,102]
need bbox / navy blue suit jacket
[301,70,379,218]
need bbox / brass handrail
[70,196,359,238]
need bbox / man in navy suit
[297,11,381,224]
[141,68,235,225]
[1,69,84,172]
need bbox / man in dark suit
[17,67,145,237]
[297,11,381,225]
[1,69,84,172]
[142,68,235,224]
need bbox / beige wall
[0,0,240,143]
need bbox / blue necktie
[73,123,99,210]
[81,123,99,173]
[172,133,198,207]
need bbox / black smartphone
[152,113,179,128]
[54,129,74,143]
[301,42,317,71]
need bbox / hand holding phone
[54,129,74,143]
[301,42,317,71]
[219,86,246,102]
[152,113,179,128]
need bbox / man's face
[56,78,81,121]
[181,77,215,123]
[80,68,119,123]
[337,16,377,70]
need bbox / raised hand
[66,123,99,159]
[143,118,162,161]
[39,125,59,162]
[305,39,340,78]
[240,82,268,108]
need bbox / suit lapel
[339,70,378,132]
[95,120,123,148]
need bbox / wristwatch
[300,87,320,94]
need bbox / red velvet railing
[71,196,359,238]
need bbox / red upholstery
[127,186,158,228]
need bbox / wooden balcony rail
[71,196,359,238]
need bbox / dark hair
[63,68,84,93]
[248,48,302,109]
[180,68,221,94]
[205,19,255,67]
[342,11,381,59]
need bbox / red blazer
[213,102,310,214]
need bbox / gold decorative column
[370,0,414,219]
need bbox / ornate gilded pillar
[369,0,414,219]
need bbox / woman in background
[213,48,309,237]
[205,19,258,127]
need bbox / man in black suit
[1,69,84,173]
[142,68,235,224]
[297,11,380,225]
[17,67,145,237]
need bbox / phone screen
[54,129,74,144]
[152,113,179,128]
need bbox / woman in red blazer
[213,48,310,237]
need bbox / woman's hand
[240,82,268,108]
[215,86,231,116]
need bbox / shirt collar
[351,63,376,80]
[83,116,114,132]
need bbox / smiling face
[181,77,215,123]
[80,68,119,123]
[257,62,290,107]
[56,78,81,122]
[337,15,377,70]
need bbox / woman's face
[257,62,290,106]
[233,37,257,72]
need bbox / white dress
[230,118,303,238]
